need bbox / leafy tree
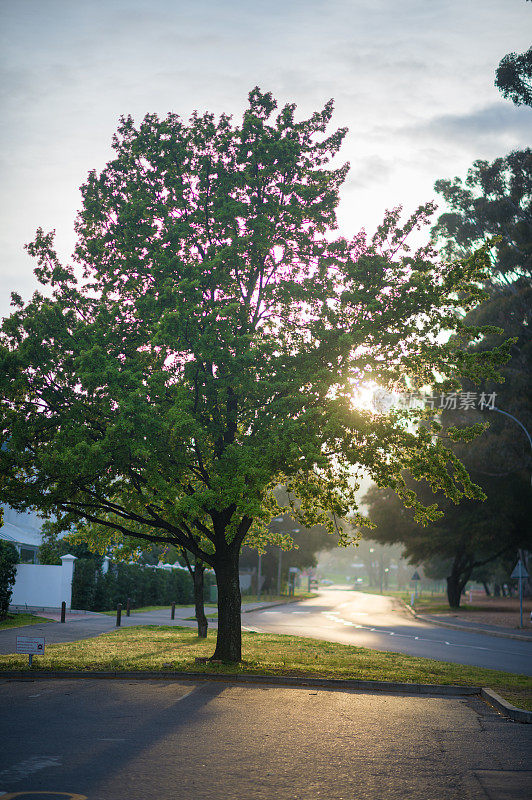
[363,471,531,607]
[0,540,19,619]
[431,149,532,286]
[495,45,532,108]
[0,89,509,662]
[239,514,337,593]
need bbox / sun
[351,381,379,411]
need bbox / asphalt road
[244,590,532,676]
[1,678,531,800]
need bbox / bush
[0,540,19,619]
[72,559,197,611]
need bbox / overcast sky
[1,0,530,319]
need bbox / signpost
[16,636,45,667]
[410,570,421,604]
[510,559,529,628]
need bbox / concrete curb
[481,688,532,724]
[414,613,532,642]
[0,668,480,696]
[241,597,313,613]
[3,669,528,722]
[400,600,532,642]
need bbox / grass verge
[100,604,218,616]
[0,625,529,712]
[0,613,52,630]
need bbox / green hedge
[71,559,211,611]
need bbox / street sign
[411,571,421,581]
[511,560,529,579]
[510,560,529,628]
[16,636,45,654]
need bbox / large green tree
[0,89,508,661]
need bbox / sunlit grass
[0,625,529,711]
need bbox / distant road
[244,589,532,676]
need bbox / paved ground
[0,678,531,800]
[244,591,532,676]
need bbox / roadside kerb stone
[3,669,530,721]
[400,600,532,642]
[0,668,480,695]
[481,688,532,724]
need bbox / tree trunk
[482,581,491,597]
[211,548,242,663]
[193,564,208,638]
[446,555,472,609]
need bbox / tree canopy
[431,149,532,286]
[0,88,509,660]
[495,44,532,108]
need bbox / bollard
[60,601,66,623]
[171,602,176,620]
[126,597,131,617]
[116,603,122,627]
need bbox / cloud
[405,103,532,152]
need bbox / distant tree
[0,89,509,662]
[363,471,531,607]
[495,45,532,108]
[240,515,337,593]
[0,540,19,619]
[431,149,532,286]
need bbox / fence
[9,554,77,610]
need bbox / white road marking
[0,756,62,783]
[28,694,41,698]
[98,738,126,742]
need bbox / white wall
[10,555,76,609]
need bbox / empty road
[244,590,532,675]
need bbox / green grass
[0,625,529,712]
[101,604,217,616]
[184,612,218,620]
[0,613,52,630]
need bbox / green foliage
[71,560,200,611]
[495,45,532,107]
[432,150,532,285]
[0,88,511,658]
[0,540,19,619]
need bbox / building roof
[0,506,44,548]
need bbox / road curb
[241,597,312,613]
[480,688,532,724]
[2,669,528,722]
[414,613,532,642]
[399,600,532,642]
[0,668,480,695]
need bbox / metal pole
[277,547,282,596]
[60,601,66,623]
[171,601,176,620]
[116,603,122,627]
[491,407,532,485]
[257,553,262,601]
[519,574,523,628]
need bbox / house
[0,505,43,564]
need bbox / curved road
[244,589,532,676]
